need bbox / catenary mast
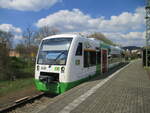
[146,0,150,45]
[143,0,150,67]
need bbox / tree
[88,32,116,46]
[15,43,28,58]
[23,25,35,48]
[34,26,59,44]
[15,43,38,60]
[0,30,14,80]
[0,43,9,80]
[20,25,36,70]
[0,30,14,49]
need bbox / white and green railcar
[34,34,123,94]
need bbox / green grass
[0,78,34,96]
[145,69,150,80]
[144,66,150,69]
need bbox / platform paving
[38,60,150,113]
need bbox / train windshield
[37,38,72,65]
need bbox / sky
[0,0,145,47]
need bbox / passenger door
[101,49,108,73]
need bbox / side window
[96,51,101,65]
[84,51,89,67]
[76,43,82,56]
[84,51,96,67]
[89,51,96,66]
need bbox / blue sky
[0,0,145,46]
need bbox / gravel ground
[0,85,40,110]
[10,96,53,113]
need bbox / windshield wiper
[54,51,67,61]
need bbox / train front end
[34,36,72,94]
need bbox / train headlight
[61,67,65,73]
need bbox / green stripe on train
[34,70,101,94]
[34,77,90,94]
[96,64,101,74]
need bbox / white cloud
[0,24,22,33]
[36,9,98,32]
[122,32,145,39]
[14,35,23,39]
[104,32,145,47]
[100,8,145,32]
[0,0,59,11]
[36,7,145,33]
[0,24,22,40]
[36,9,102,32]
[36,7,145,46]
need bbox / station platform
[38,60,150,113]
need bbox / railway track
[0,92,46,113]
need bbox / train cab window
[76,43,82,56]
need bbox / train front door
[101,49,108,73]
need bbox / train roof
[100,42,111,49]
[42,33,82,40]
[42,34,122,50]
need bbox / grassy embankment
[0,78,34,97]
[0,57,36,97]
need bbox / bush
[0,57,35,81]
[0,43,9,80]
[8,57,35,79]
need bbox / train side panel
[34,34,124,94]
[59,37,100,93]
